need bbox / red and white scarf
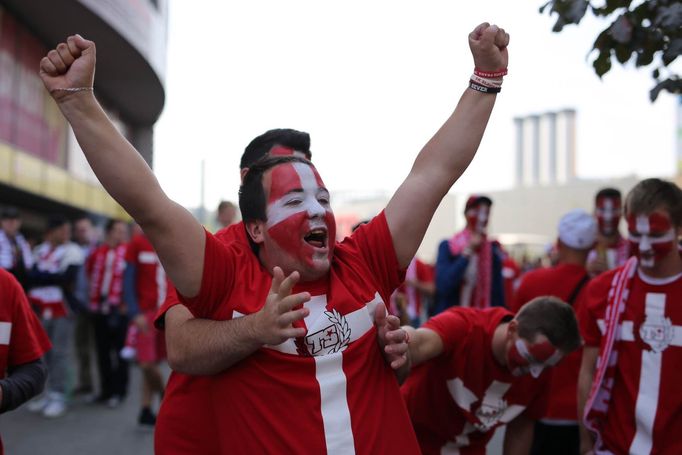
[88,244,127,312]
[448,228,492,309]
[583,256,638,449]
[0,230,34,270]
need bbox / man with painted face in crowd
[39,21,509,453]
[401,296,581,455]
[434,194,506,314]
[586,187,629,276]
[578,178,682,455]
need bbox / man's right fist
[39,34,96,101]
[468,22,509,72]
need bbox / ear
[506,319,518,340]
[245,220,266,244]
[239,167,249,182]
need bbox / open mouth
[304,228,328,249]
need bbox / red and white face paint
[595,196,622,236]
[506,338,562,378]
[465,204,490,234]
[627,212,676,268]
[263,162,336,278]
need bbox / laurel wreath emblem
[325,309,352,353]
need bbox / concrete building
[0,0,167,235]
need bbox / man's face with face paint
[506,333,563,378]
[259,162,336,281]
[627,209,678,269]
[465,203,490,234]
[595,196,622,236]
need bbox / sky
[154,1,680,211]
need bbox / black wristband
[468,80,501,94]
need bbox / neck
[558,251,588,267]
[491,322,509,367]
[598,232,620,246]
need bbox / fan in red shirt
[0,268,51,454]
[40,22,509,454]
[586,187,630,277]
[86,219,129,407]
[402,299,581,455]
[579,178,682,455]
[123,231,170,427]
[511,209,597,455]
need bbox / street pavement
[1,366,160,455]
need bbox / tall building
[0,0,167,234]
[514,109,576,187]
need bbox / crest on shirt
[304,309,351,356]
[474,398,507,432]
[638,314,674,353]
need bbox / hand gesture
[468,22,509,71]
[39,34,96,100]
[374,303,409,370]
[254,267,311,346]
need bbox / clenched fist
[468,23,509,72]
[39,34,96,101]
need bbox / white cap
[558,209,597,250]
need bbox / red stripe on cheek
[267,212,312,263]
[527,341,557,363]
[268,164,302,203]
[648,213,672,233]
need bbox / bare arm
[165,267,310,375]
[503,412,534,455]
[404,326,444,367]
[385,23,509,268]
[39,36,204,297]
[578,346,599,455]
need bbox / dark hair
[239,129,311,170]
[217,200,235,212]
[105,219,125,233]
[516,296,582,353]
[46,215,69,232]
[239,155,313,223]
[625,178,682,227]
[595,187,621,202]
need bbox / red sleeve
[349,211,404,298]
[154,286,189,329]
[577,272,612,347]
[177,230,236,319]
[422,308,472,352]
[522,373,551,419]
[6,274,51,366]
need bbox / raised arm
[39,36,205,297]
[385,23,509,267]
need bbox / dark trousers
[530,422,579,455]
[93,312,129,399]
[74,311,94,390]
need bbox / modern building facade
[0,0,167,234]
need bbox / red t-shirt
[512,263,588,421]
[125,234,171,313]
[171,212,418,454]
[401,307,550,455]
[154,223,244,455]
[579,267,682,454]
[0,269,51,454]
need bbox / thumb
[374,303,387,327]
[73,34,95,53]
[478,24,499,47]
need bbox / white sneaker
[27,395,48,413]
[42,393,67,418]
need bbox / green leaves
[541,0,681,101]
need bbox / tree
[540,0,681,101]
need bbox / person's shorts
[136,310,166,364]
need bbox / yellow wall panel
[0,143,12,183]
[44,165,69,202]
[13,152,43,193]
